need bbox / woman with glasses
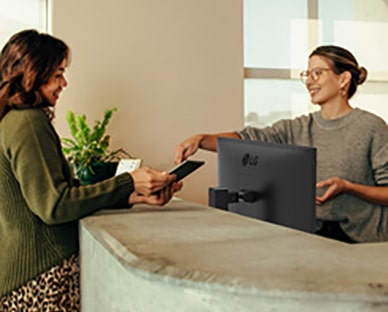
[174,45,388,244]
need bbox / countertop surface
[81,198,388,302]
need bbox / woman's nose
[62,76,68,87]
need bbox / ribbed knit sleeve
[2,109,134,224]
[373,144,388,185]
[370,118,388,185]
[238,114,314,146]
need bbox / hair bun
[358,66,368,85]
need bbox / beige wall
[51,0,244,205]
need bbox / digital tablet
[168,160,205,181]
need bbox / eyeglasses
[299,68,332,84]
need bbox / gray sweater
[238,108,388,243]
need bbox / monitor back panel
[217,138,316,233]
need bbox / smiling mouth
[54,89,62,98]
[308,88,320,96]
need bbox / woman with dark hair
[0,29,181,310]
[175,45,388,244]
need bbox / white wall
[51,0,244,205]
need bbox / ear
[339,71,352,88]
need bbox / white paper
[115,159,142,176]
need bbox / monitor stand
[208,187,260,210]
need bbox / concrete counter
[80,198,388,311]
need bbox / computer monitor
[210,137,316,233]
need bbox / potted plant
[61,107,131,184]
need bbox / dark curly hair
[0,29,70,120]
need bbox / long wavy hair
[310,45,367,99]
[0,29,70,121]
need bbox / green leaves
[61,107,130,176]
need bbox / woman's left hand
[316,177,349,205]
[129,181,183,206]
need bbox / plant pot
[77,162,118,185]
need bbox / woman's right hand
[174,134,203,164]
[128,181,183,206]
[130,167,176,196]
[174,132,239,164]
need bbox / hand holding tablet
[168,160,205,182]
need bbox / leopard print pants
[0,254,80,312]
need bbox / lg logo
[242,153,259,167]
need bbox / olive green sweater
[238,108,388,243]
[0,109,134,296]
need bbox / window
[0,0,49,48]
[244,0,388,126]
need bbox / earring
[340,87,347,97]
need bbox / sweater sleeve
[5,110,134,225]
[238,115,312,145]
[238,124,287,143]
[371,124,388,185]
